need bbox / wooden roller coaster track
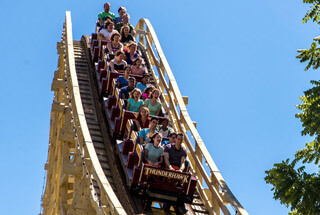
[42,12,248,215]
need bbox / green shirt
[115,22,134,34]
[98,11,115,21]
[144,99,162,116]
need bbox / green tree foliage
[265,1,320,214]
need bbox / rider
[119,77,135,99]
[164,132,187,172]
[115,6,126,24]
[97,2,115,26]
[136,73,149,93]
[98,21,118,41]
[156,117,173,138]
[115,13,136,36]
[144,133,164,167]
[138,117,158,146]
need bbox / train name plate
[144,166,189,183]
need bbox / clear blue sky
[0,0,318,214]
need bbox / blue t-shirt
[136,82,147,93]
[125,51,139,65]
[119,86,134,99]
[115,17,122,24]
[139,128,150,143]
[145,143,164,163]
[127,98,144,112]
[116,76,128,88]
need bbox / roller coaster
[41,11,248,215]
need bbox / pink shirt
[142,93,149,100]
[131,66,145,75]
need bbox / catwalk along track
[42,12,248,215]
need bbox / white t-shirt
[99,29,118,41]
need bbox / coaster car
[131,163,197,204]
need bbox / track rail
[135,19,248,215]
[42,12,128,215]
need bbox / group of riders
[96,3,189,173]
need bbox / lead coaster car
[131,163,197,205]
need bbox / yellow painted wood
[62,161,82,176]
[59,130,75,143]
[136,18,248,215]
[43,11,127,215]
[44,11,248,215]
[210,175,221,215]
[65,11,126,215]
[54,70,61,79]
[57,42,64,55]
[52,102,66,113]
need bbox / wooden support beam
[83,158,92,173]
[63,108,74,130]
[68,177,96,215]
[136,29,146,36]
[182,96,188,106]
[210,173,228,210]
[137,21,145,46]
[58,56,65,69]
[67,192,73,200]
[54,70,61,79]
[68,183,74,190]
[51,78,66,91]
[102,205,111,214]
[195,144,203,184]
[59,129,75,143]
[57,42,64,55]
[62,161,82,177]
[179,111,189,132]
[60,182,68,215]
[220,191,230,204]
[52,102,66,113]
[60,173,68,187]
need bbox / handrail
[64,11,126,215]
[135,18,248,215]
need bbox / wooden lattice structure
[42,12,248,215]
